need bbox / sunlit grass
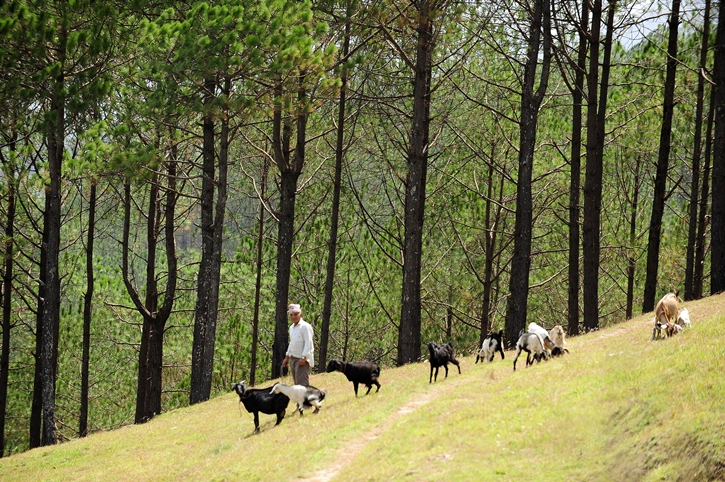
[1,294,724,481]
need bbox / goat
[650,293,679,340]
[548,325,566,349]
[512,333,550,371]
[426,342,461,383]
[270,382,326,415]
[550,345,570,357]
[233,381,290,432]
[677,307,691,329]
[475,330,505,363]
[528,322,556,352]
[326,359,381,396]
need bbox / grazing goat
[326,359,381,396]
[528,322,556,352]
[475,330,505,363]
[677,307,691,329]
[426,342,461,383]
[270,383,326,415]
[233,381,290,432]
[513,333,550,371]
[650,293,679,340]
[548,325,566,349]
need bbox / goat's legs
[353,381,359,396]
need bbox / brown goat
[650,293,679,340]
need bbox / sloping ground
[1,293,724,481]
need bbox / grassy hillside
[2,294,724,482]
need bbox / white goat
[513,333,550,371]
[677,307,691,329]
[528,322,556,352]
[270,383,326,415]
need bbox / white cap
[288,304,301,314]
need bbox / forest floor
[1,292,724,481]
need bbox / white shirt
[286,318,315,367]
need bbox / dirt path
[292,382,454,482]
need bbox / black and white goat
[426,342,461,383]
[512,333,550,371]
[233,381,290,432]
[475,330,505,363]
[326,359,381,396]
[270,383,326,415]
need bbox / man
[282,304,314,386]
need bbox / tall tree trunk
[504,0,551,347]
[272,76,308,379]
[191,78,228,404]
[41,53,67,446]
[684,0,711,300]
[398,2,435,365]
[0,143,16,457]
[643,0,681,311]
[29,202,48,449]
[583,0,615,331]
[625,160,642,319]
[478,162,502,347]
[319,17,350,373]
[250,159,268,386]
[79,182,96,437]
[124,149,178,423]
[711,0,725,294]
[567,0,589,337]
[695,101,714,298]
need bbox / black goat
[326,359,381,396]
[426,342,461,383]
[232,380,290,432]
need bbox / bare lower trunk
[79,182,96,437]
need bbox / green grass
[2,294,725,481]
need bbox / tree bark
[250,159,268,386]
[583,0,615,331]
[695,100,714,298]
[567,0,588,337]
[0,142,16,457]
[711,0,725,294]
[504,0,551,347]
[191,78,228,404]
[124,149,178,423]
[79,182,96,437]
[643,0,681,311]
[272,76,308,379]
[319,17,350,373]
[684,0,711,300]
[625,160,642,319]
[398,2,435,365]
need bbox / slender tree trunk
[272,77,308,378]
[583,0,615,331]
[478,162,501,347]
[504,0,551,347]
[250,159,268,386]
[398,3,434,365]
[29,202,48,449]
[643,0,681,310]
[124,151,178,423]
[79,182,96,437]
[695,101,714,298]
[0,146,16,457]
[568,0,588,337]
[319,18,350,373]
[684,0,711,300]
[191,77,227,404]
[626,160,642,319]
[711,0,725,294]
[41,57,67,446]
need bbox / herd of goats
[233,292,691,433]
